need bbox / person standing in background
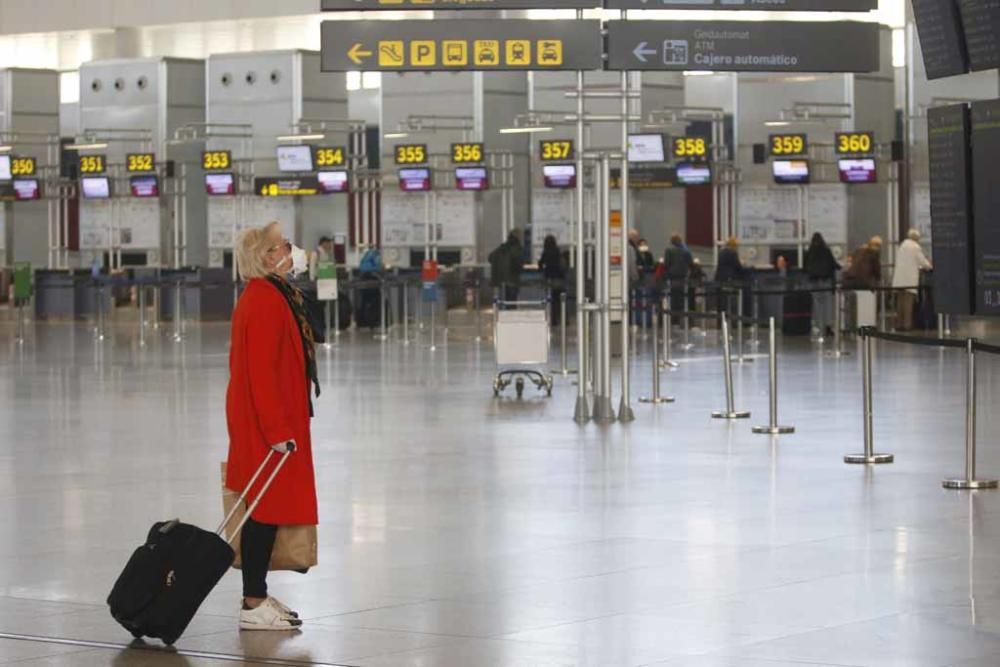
[892,229,932,331]
[489,230,524,303]
[663,234,693,313]
[538,234,566,326]
[308,236,333,281]
[803,232,840,337]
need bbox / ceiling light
[0,146,13,153]
[498,126,553,134]
[65,142,109,150]
[764,121,791,127]
[383,132,409,139]
[683,71,714,77]
[276,134,325,141]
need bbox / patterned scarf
[266,275,320,417]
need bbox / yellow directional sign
[322,20,602,72]
[505,40,531,66]
[475,40,500,66]
[411,41,436,67]
[378,41,405,67]
[443,40,467,66]
[348,43,373,65]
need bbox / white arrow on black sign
[632,41,657,63]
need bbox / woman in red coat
[226,222,319,631]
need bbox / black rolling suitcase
[782,291,813,336]
[107,446,294,645]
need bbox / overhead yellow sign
[451,143,484,164]
[769,133,808,158]
[539,139,573,162]
[316,147,346,168]
[11,156,36,177]
[395,144,428,165]
[673,137,707,160]
[126,153,155,173]
[79,155,106,174]
[202,150,232,171]
[835,131,874,155]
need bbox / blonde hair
[725,237,739,249]
[236,222,281,280]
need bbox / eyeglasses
[267,239,292,255]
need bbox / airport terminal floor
[2,317,1000,666]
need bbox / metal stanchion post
[736,287,752,363]
[753,317,794,435]
[751,291,760,349]
[641,301,675,405]
[660,296,678,369]
[945,314,953,337]
[172,280,183,343]
[429,296,437,352]
[323,300,333,350]
[681,280,694,350]
[845,328,894,464]
[152,282,161,331]
[97,283,106,341]
[16,302,25,345]
[878,289,887,332]
[138,285,147,348]
[944,339,998,489]
[553,292,576,375]
[474,279,483,344]
[826,285,848,358]
[712,313,750,419]
[938,313,945,340]
[574,303,593,423]
[376,280,388,341]
[402,283,410,346]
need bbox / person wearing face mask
[225,222,319,631]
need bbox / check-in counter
[159,268,234,321]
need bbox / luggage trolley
[492,300,554,398]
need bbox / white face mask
[276,244,309,277]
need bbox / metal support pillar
[593,155,615,423]
[573,69,590,424]
[618,70,635,424]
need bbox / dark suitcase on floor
[782,291,813,336]
[107,447,294,645]
[355,286,382,329]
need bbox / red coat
[225,278,318,526]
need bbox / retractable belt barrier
[846,326,1000,491]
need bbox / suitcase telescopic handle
[216,445,294,542]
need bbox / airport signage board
[605,0,876,9]
[605,20,880,72]
[322,0,598,8]
[928,104,974,316]
[321,19,603,71]
[769,133,808,158]
[834,131,874,156]
[971,99,1000,314]
[255,177,321,197]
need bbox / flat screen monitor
[676,163,712,186]
[277,145,315,172]
[317,170,349,194]
[13,179,40,201]
[838,158,877,184]
[81,176,111,199]
[0,155,11,181]
[129,175,160,198]
[399,168,431,192]
[627,134,666,163]
[543,164,576,189]
[205,172,236,196]
[455,167,489,191]
[772,160,810,185]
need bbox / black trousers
[241,517,277,599]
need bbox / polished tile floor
[2,316,1000,666]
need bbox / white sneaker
[266,596,299,619]
[239,602,303,631]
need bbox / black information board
[971,99,1000,314]
[912,0,968,79]
[605,21,879,72]
[322,0,597,8]
[928,104,975,316]
[959,0,1000,72]
[321,19,603,71]
[607,0,875,8]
